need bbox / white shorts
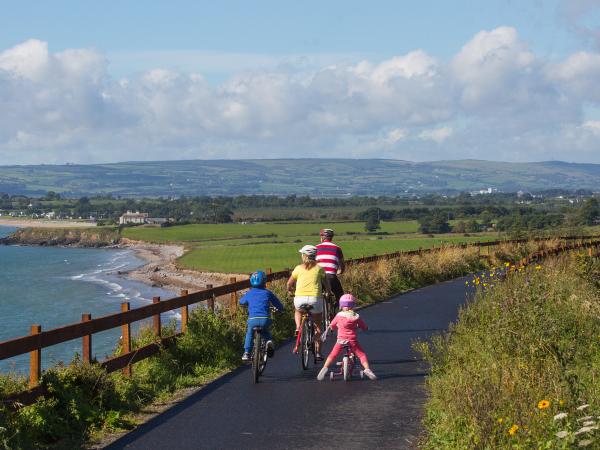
[294,296,323,314]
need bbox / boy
[239,270,284,361]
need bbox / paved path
[107,277,471,450]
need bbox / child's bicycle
[329,341,365,381]
[293,304,317,370]
[250,326,271,383]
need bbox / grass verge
[416,253,600,448]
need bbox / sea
[0,225,177,375]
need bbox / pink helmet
[339,294,356,309]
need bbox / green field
[122,220,498,273]
[122,220,420,243]
[177,235,496,273]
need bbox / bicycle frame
[293,307,316,370]
[329,343,364,381]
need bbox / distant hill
[1,159,599,197]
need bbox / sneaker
[363,368,377,380]
[317,367,329,381]
[266,340,274,357]
[241,352,251,361]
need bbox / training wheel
[330,372,334,381]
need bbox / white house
[119,211,148,225]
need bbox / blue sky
[0,0,585,79]
[1,0,600,164]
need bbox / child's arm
[239,292,248,306]
[269,291,284,311]
[329,315,339,331]
[357,318,368,331]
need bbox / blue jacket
[239,287,284,319]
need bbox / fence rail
[2,234,600,406]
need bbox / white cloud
[582,120,600,134]
[420,126,453,143]
[2,28,600,164]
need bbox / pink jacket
[330,311,368,341]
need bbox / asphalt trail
[107,276,472,450]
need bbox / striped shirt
[316,241,344,274]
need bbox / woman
[287,244,331,360]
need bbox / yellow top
[291,263,325,297]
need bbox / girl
[287,244,331,360]
[317,293,377,380]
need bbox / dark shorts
[326,274,344,306]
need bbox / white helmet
[299,245,317,259]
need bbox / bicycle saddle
[252,326,264,331]
[298,304,314,312]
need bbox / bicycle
[293,304,317,370]
[328,341,365,382]
[250,326,269,383]
[322,292,336,330]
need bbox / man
[315,228,345,308]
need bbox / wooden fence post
[82,313,92,363]
[230,277,237,311]
[180,290,189,333]
[266,268,272,287]
[206,284,215,312]
[121,302,131,377]
[152,297,161,338]
[29,324,41,388]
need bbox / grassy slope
[418,255,600,448]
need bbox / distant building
[146,217,169,225]
[119,211,148,225]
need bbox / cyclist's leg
[260,318,273,342]
[244,318,259,353]
[324,342,343,368]
[329,275,344,309]
[350,341,370,369]
[293,296,308,331]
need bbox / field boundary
[2,235,599,407]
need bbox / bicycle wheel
[301,320,310,370]
[258,340,268,375]
[322,296,330,330]
[252,330,262,383]
[343,356,351,381]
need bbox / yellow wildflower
[498,418,504,424]
[535,265,542,270]
[509,424,519,435]
[505,262,510,267]
[538,399,551,409]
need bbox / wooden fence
[2,235,600,406]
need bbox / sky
[1,0,600,164]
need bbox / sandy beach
[0,218,97,228]
[119,238,245,293]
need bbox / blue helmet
[250,270,267,288]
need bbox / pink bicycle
[328,341,365,381]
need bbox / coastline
[0,223,241,295]
[117,239,244,293]
[0,218,97,228]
